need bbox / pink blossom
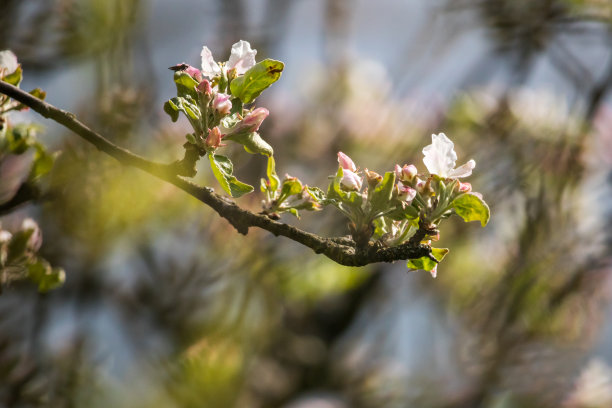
[340,169,363,191]
[213,93,232,115]
[398,185,417,202]
[458,182,472,193]
[205,127,224,149]
[337,152,357,172]
[196,79,212,95]
[241,108,269,132]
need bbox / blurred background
[2,0,612,407]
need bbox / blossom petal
[0,50,18,76]
[337,152,357,172]
[200,46,221,77]
[341,169,363,191]
[448,159,475,178]
[227,40,257,75]
[422,133,457,178]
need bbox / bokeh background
[2,0,612,407]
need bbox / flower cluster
[322,133,489,277]
[165,40,284,197]
[260,156,323,219]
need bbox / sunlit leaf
[406,248,449,272]
[28,260,65,293]
[229,59,284,104]
[224,131,273,156]
[452,193,490,226]
[208,153,253,197]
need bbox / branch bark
[0,81,432,266]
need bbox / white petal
[449,159,476,178]
[200,46,221,77]
[422,133,457,177]
[0,50,18,75]
[227,40,257,75]
[341,169,363,191]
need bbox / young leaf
[173,71,199,99]
[229,59,284,104]
[266,155,280,191]
[224,131,273,156]
[406,248,449,272]
[2,66,22,87]
[208,153,254,197]
[29,144,57,180]
[28,260,65,293]
[370,171,396,213]
[451,193,490,226]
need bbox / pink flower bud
[340,169,363,191]
[395,164,417,181]
[458,182,472,193]
[213,93,232,115]
[22,218,42,251]
[205,127,224,149]
[169,63,202,82]
[402,164,418,181]
[337,152,357,172]
[430,265,438,278]
[185,66,202,81]
[415,177,426,192]
[196,79,212,95]
[398,185,417,202]
[242,108,269,132]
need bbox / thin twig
[0,81,432,266]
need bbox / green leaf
[28,260,65,293]
[29,88,46,100]
[306,186,326,202]
[281,178,302,198]
[406,248,449,272]
[288,208,299,219]
[229,59,284,104]
[451,193,490,226]
[266,156,280,191]
[370,171,395,213]
[2,65,22,87]
[163,100,180,122]
[224,131,273,156]
[6,229,34,264]
[5,123,38,154]
[163,96,202,128]
[29,144,57,180]
[173,71,199,99]
[208,153,254,197]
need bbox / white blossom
[422,133,475,178]
[0,50,18,77]
[200,40,257,78]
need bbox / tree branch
[0,81,432,266]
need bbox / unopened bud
[340,169,363,191]
[205,127,224,149]
[213,93,232,115]
[22,218,42,251]
[338,152,357,172]
[365,168,382,189]
[398,184,417,202]
[458,182,472,193]
[395,164,417,182]
[241,108,269,132]
[169,63,202,82]
[196,79,212,95]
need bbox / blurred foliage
[1,0,612,408]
